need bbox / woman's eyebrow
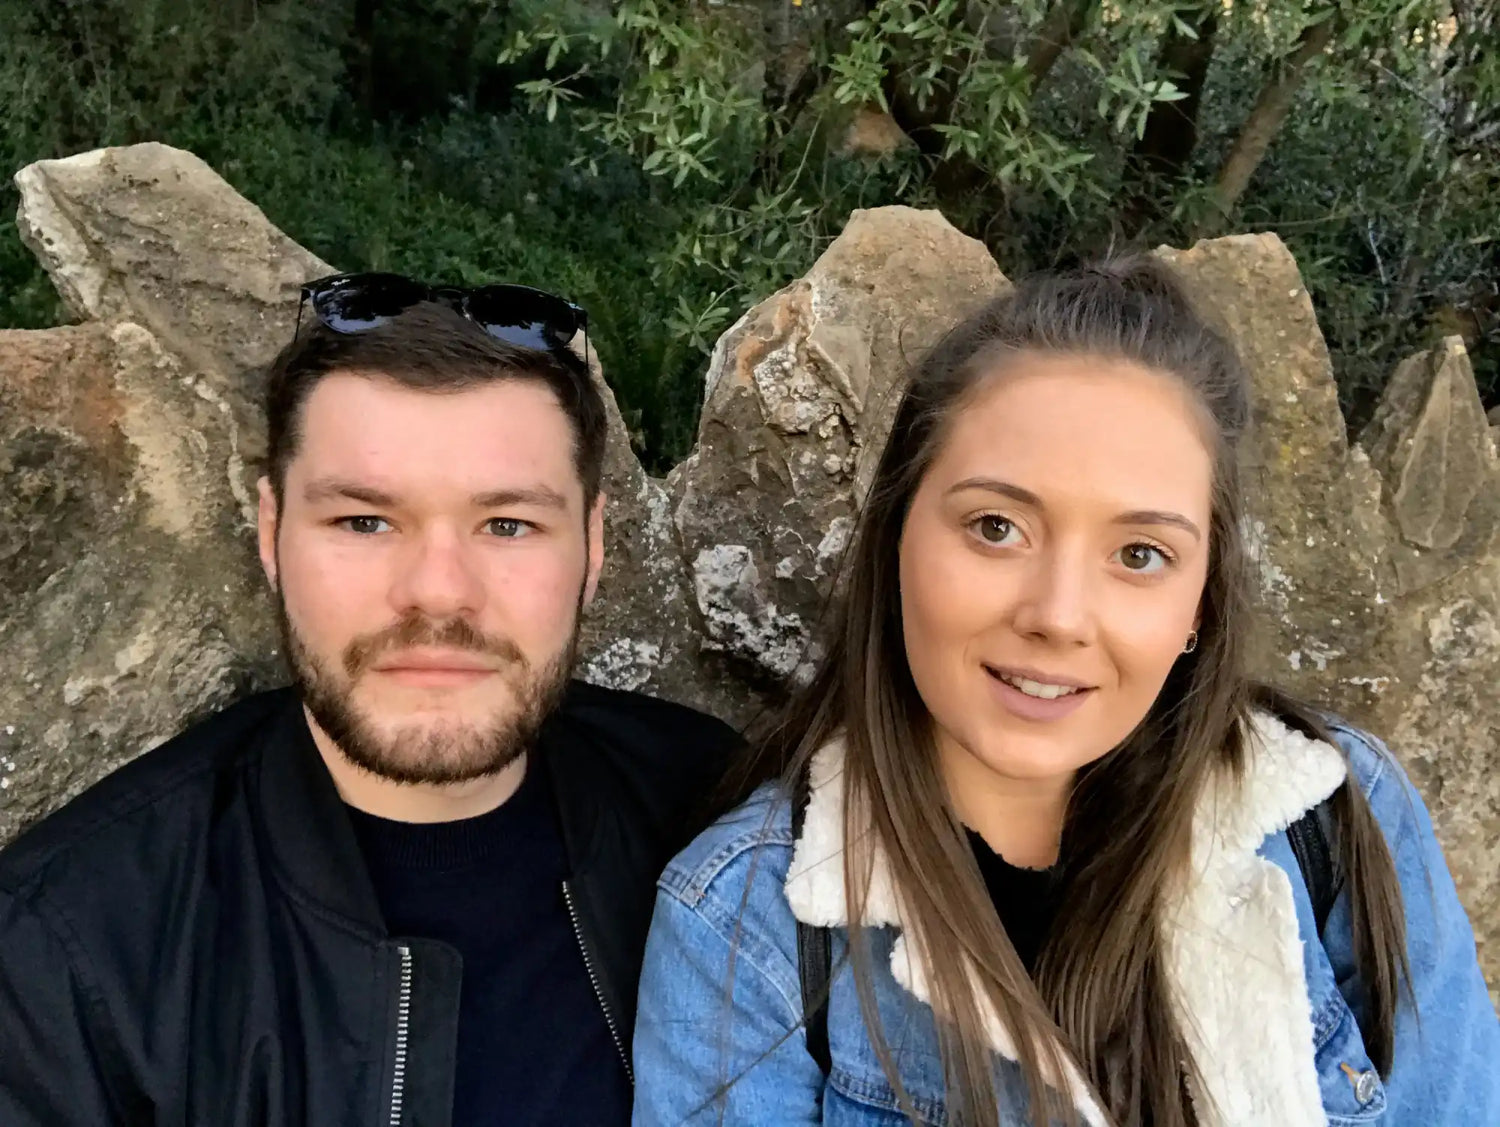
[946,477,1043,507]
[1112,509,1202,541]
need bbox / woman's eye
[486,518,531,538]
[339,516,391,535]
[972,515,1021,545]
[1117,543,1170,573]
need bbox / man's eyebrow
[302,479,399,507]
[301,480,572,511]
[945,477,1201,540]
[471,487,570,510]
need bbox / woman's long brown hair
[721,258,1410,1126]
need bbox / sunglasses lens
[310,274,428,332]
[465,285,582,352]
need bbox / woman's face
[898,352,1214,806]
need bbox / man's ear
[257,477,280,591]
[582,492,606,606]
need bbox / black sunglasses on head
[298,272,589,357]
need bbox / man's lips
[370,649,500,676]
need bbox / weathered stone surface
[577,348,762,724]
[4,148,1498,996]
[15,144,332,505]
[672,207,1004,680]
[1154,237,1393,710]
[1368,566,1500,1007]
[0,322,279,843]
[841,106,913,158]
[1361,339,1496,563]
[1356,339,1500,1001]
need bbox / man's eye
[338,516,391,535]
[486,518,531,538]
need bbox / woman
[631,259,1499,1126]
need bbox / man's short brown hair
[264,301,608,503]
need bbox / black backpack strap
[1287,796,1339,934]
[790,771,833,1075]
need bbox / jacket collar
[255,680,737,1047]
[252,683,626,935]
[783,711,1348,1127]
[255,689,389,936]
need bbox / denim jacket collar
[783,711,1349,1127]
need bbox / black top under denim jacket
[0,682,739,1127]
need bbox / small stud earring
[1183,631,1199,654]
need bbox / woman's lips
[983,665,1096,722]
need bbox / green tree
[501,0,1499,425]
[2,0,1494,465]
[0,0,729,465]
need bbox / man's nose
[389,527,485,621]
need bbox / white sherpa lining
[783,712,1349,1127]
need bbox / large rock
[1357,339,1500,999]
[576,349,760,722]
[4,146,1498,997]
[15,143,331,511]
[672,207,1005,680]
[0,321,278,842]
[1154,237,1392,706]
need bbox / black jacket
[0,682,739,1126]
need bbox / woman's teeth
[997,672,1084,700]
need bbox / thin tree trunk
[1119,4,1219,233]
[1212,14,1337,215]
[1026,0,1099,88]
[350,0,380,116]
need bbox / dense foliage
[2,0,1495,465]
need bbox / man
[0,276,740,1125]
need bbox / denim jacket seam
[829,1066,948,1123]
[1310,986,1347,1047]
[657,822,794,907]
[1330,725,1426,872]
[1325,722,1390,801]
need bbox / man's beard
[276,595,579,786]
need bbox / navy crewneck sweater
[347,761,631,1126]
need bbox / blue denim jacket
[633,718,1500,1125]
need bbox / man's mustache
[342,614,528,678]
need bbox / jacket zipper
[562,880,634,1083]
[388,945,413,1126]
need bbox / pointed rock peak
[1360,337,1493,552]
